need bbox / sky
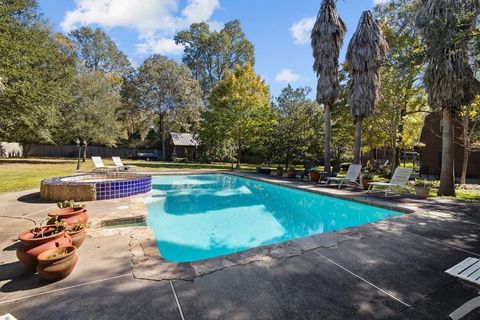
[37,0,386,98]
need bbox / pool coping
[126,171,432,282]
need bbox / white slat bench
[445,257,480,320]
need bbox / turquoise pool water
[146,174,403,263]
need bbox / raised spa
[41,173,152,202]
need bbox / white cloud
[275,69,301,83]
[373,0,391,4]
[61,0,220,55]
[290,17,315,45]
[136,37,185,55]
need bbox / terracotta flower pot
[287,170,297,179]
[362,179,372,190]
[276,169,284,177]
[309,171,321,182]
[68,228,86,248]
[37,246,78,281]
[17,225,72,268]
[47,207,88,226]
[415,186,430,199]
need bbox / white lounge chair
[325,164,362,188]
[91,156,118,172]
[367,167,413,195]
[445,257,480,320]
[112,157,136,171]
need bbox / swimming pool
[146,174,403,263]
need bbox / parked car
[131,151,159,161]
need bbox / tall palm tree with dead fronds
[311,0,346,174]
[0,77,5,95]
[417,0,480,196]
[346,11,388,165]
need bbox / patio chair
[91,156,118,172]
[445,257,480,320]
[112,156,137,171]
[325,164,362,188]
[367,167,413,195]
[300,166,312,181]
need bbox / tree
[0,0,76,151]
[58,71,124,160]
[201,63,272,167]
[346,11,389,164]
[136,55,203,160]
[175,20,254,97]
[457,97,480,184]
[360,2,428,172]
[311,0,346,174]
[69,26,131,75]
[416,0,480,196]
[331,66,354,171]
[271,85,323,169]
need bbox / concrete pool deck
[1,170,480,319]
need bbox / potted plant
[413,179,433,199]
[53,218,89,248]
[256,166,262,173]
[309,168,321,183]
[287,167,297,179]
[66,221,89,248]
[276,166,284,177]
[361,171,375,190]
[47,200,88,226]
[37,246,78,281]
[16,225,72,268]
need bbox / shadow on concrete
[2,241,20,252]
[0,271,51,293]
[0,260,35,283]
[16,192,45,204]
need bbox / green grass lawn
[0,162,78,193]
[0,157,257,193]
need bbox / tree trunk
[438,108,455,196]
[236,147,241,168]
[22,144,31,158]
[353,116,363,165]
[324,104,332,174]
[460,114,470,185]
[461,148,469,185]
[159,113,165,161]
[82,143,87,162]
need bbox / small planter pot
[415,186,430,199]
[309,171,321,182]
[362,179,372,190]
[17,226,72,268]
[47,207,88,226]
[276,169,284,177]
[287,170,297,179]
[68,228,86,248]
[256,167,262,173]
[37,246,78,281]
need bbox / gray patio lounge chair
[325,164,362,188]
[112,156,137,171]
[367,167,413,195]
[445,257,480,320]
[91,156,118,172]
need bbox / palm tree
[417,0,480,196]
[311,0,346,174]
[0,76,5,94]
[346,11,388,164]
